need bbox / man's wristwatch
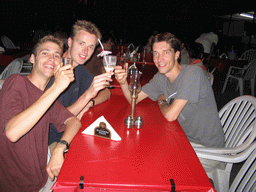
[90,99,95,108]
[58,140,69,153]
[158,100,167,105]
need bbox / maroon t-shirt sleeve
[0,75,26,134]
[49,99,74,133]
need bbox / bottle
[228,46,236,60]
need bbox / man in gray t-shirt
[114,32,225,148]
[143,65,224,147]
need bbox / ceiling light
[240,13,254,19]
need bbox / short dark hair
[32,35,64,57]
[151,32,181,54]
[186,43,204,59]
[151,32,181,62]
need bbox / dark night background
[0,0,252,47]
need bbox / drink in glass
[103,55,117,88]
[103,55,117,77]
[62,57,73,66]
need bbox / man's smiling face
[152,41,180,76]
[68,30,98,67]
[30,41,62,79]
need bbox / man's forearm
[47,116,81,180]
[66,92,91,116]
[59,116,81,146]
[67,88,111,116]
[158,99,188,122]
[49,116,81,159]
[120,81,132,103]
[5,83,65,142]
[93,88,111,105]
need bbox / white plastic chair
[229,144,256,192]
[194,95,256,192]
[206,67,216,86]
[206,72,214,85]
[222,59,256,96]
[0,58,24,89]
[196,142,256,192]
[1,35,17,49]
[240,49,256,62]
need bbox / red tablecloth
[52,88,216,192]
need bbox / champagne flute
[103,55,117,88]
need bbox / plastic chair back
[240,49,256,62]
[0,58,24,80]
[229,147,256,192]
[243,59,256,81]
[219,96,256,153]
[1,35,16,49]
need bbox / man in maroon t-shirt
[0,35,81,191]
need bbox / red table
[0,49,31,66]
[52,87,216,192]
[209,57,248,73]
[0,54,14,67]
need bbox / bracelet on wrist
[158,100,167,105]
[90,99,95,108]
[58,140,69,153]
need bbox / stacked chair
[229,144,256,192]
[240,49,256,62]
[0,58,24,90]
[1,35,18,49]
[194,95,256,192]
[222,59,256,96]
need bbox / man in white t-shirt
[195,32,218,62]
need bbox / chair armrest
[194,144,246,154]
[194,146,239,154]
[228,66,244,74]
[195,142,256,163]
[194,127,256,155]
[229,66,243,70]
